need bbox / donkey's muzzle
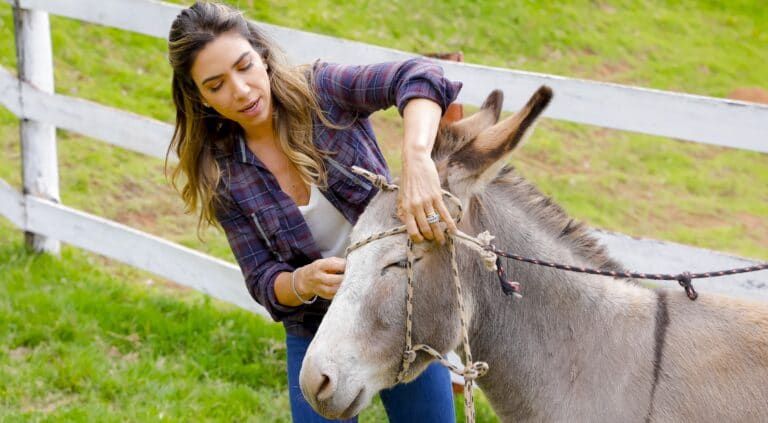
[300,352,368,419]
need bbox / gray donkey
[300,87,768,422]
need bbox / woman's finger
[403,212,423,243]
[414,207,435,241]
[320,273,344,286]
[434,198,457,234]
[316,284,338,299]
[426,206,445,245]
[318,257,346,273]
[423,206,445,244]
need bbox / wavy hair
[167,1,329,234]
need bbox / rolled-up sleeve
[215,195,300,322]
[313,57,462,117]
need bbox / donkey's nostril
[302,358,338,405]
[316,373,335,401]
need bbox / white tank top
[298,184,354,258]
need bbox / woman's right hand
[295,257,346,300]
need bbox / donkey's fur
[300,87,768,422]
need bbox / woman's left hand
[398,152,457,244]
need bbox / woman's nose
[232,75,250,100]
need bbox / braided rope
[351,166,398,191]
[350,165,465,223]
[411,344,489,383]
[345,226,407,255]
[448,236,488,423]
[396,239,417,383]
[452,229,768,301]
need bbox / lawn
[0,0,766,421]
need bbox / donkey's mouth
[337,387,369,419]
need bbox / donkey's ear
[449,89,503,140]
[446,86,552,199]
[432,90,504,161]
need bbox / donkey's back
[649,293,768,421]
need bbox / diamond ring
[426,212,440,224]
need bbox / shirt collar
[233,135,267,169]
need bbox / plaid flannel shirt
[214,58,462,336]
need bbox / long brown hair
[167,1,328,234]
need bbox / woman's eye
[209,82,223,92]
[239,61,253,71]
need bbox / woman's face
[191,31,272,135]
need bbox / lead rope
[347,167,488,423]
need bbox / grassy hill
[0,0,766,421]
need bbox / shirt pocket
[326,156,374,205]
[249,206,292,262]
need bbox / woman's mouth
[239,98,261,115]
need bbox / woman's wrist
[403,143,431,159]
[291,267,317,305]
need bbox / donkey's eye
[381,257,422,275]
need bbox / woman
[167,2,461,421]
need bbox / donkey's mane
[480,166,624,273]
[435,123,623,273]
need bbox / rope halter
[346,166,507,423]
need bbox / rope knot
[677,271,698,301]
[476,231,495,247]
[351,166,398,191]
[480,250,497,271]
[402,350,417,364]
[474,231,498,271]
[462,361,489,381]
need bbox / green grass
[0,228,494,421]
[0,0,766,420]
[0,228,289,422]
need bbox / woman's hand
[399,153,457,244]
[399,98,457,244]
[294,257,346,300]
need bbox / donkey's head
[299,86,553,419]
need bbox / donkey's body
[440,178,768,421]
[300,88,768,422]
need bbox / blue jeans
[286,333,455,422]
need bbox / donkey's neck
[460,187,659,422]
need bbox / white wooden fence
[1,0,767,325]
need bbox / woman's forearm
[274,271,308,307]
[398,98,457,242]
[401,98,442,161]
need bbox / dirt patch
[9,346,32,360]
[735,213,768,253]
[727,87,768,105]
[114,209,160,229]
[21,394,77,414]
[596,60,632,80]
[650,208,726,230]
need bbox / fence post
[13,2,60,254]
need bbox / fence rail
[5,0,768,153]
[0,67,174,160]
[0,0,766,323]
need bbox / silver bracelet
[291,269,317,305]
